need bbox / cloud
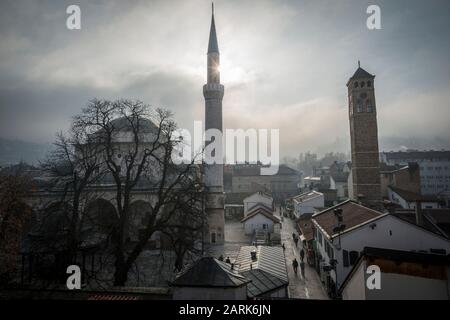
[1,0,450,158]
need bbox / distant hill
[0,138,53,166]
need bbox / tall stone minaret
[203,3,225,244]
[347,62,381,207]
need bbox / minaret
[347,62,381,207]
[203,3,225,244]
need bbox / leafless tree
[40,115,106,259]
[0,166,33,285]
[73,99,206,286]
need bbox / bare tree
[0,166,33,285]
[40,117,105,259]
[73,99,206,286]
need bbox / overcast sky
[1,0,449,157]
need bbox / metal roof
[235,246,288,282]
[171,257,249,288]
[242,269,288,298]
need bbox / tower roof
[207,4,219,54]
[349,66,375,81]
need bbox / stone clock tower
[203,4,225,244]
[347,63,381,206]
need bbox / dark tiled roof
[349,67,375,80]
[247,202,273,214]
[171,257,249,288]
[241,208,280,223]
[389,186,438,202]
[312,200,383,238]
[363,246,449,265]
[242,269,288,298]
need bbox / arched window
[354,82,358,88]
[366,99,373,112]
[357,100,363,113]
[361,81,365,88]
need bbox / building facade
[380,150,450,196]
[347,64,381,206]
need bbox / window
[366,99,373,112]
[349,251,359,265]
[343,250,350,267]
[357,100,363,112]
[361,81,365,88]
[367,81,372,87]
[354,82,358,88]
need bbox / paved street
[280,210,329,300]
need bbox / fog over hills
[0,138,52,166]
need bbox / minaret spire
[203,2,225,245]
[208,3,219,54]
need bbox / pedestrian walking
[300,249,305,262]
[294,237,299,248]
[292,258,299,275]
[282,243,286,251]
[292,232,296,240]
[300,261,305,278]
[218,255,224,261]
[225,257,231,264]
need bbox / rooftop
[235,246,288,283]
[170,257,249,288]
[292,190,323,203]
[312,200,384,239]
[241,208,280,224]
[242,269,288,298]
[389,186,438,202]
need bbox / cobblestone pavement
[280,212,329,300]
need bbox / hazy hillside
[0,138,53,166]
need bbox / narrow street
[280,210,329,300]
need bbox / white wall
[342,261,450,300]
[243,213,276,235]
[341,262,366,300]
[315,214,450,288]
[388,189,439,209]
[293,193,324,218]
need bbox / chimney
[415,201,423,226]
[250,250,257,262]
